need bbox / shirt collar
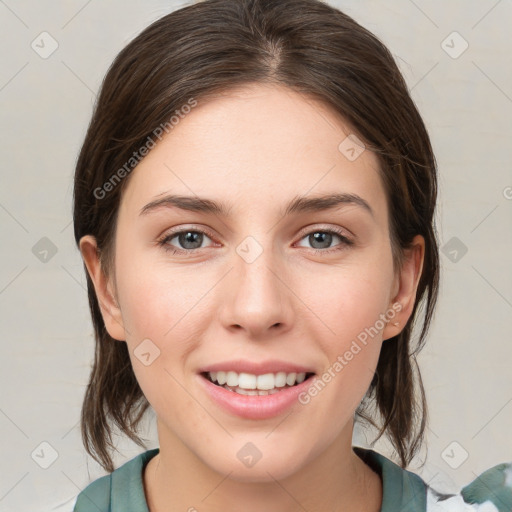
[353,446,427,512]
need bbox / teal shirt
[73,447,512,511]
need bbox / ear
[382,234,425,341]
[79,235,126,341]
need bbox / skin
[80,83,425,512]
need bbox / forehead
[119,83,387,223]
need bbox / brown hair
[73,0,439,473]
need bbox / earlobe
[382,235,425,340]
[79,235,126,341]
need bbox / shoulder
[425,461,512,512]
[73,448,160,512]
[354,447,429,510]
[354,447,512,512]
[73,472,112,511]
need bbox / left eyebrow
[139,192,374,219]
[283,192,374,219]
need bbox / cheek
[115,255,210,394]
[117,252,204,342]
[296,257,392,406]
[301,261,393,345]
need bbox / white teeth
[285,372,297,386]
[223,386,282,396]
[207,370,310,390]
[238,373,257,389]
[226,371,238,387]
[296,372,306,383]
[257,373,275,390]
[274,372,287,387]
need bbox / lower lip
[198,374,315,420]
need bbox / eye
[157,227,216,255]
[295,227,353,254]
[157,226,353,256]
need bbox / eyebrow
[139,192,374,219]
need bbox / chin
[199,441,310,484]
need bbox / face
[81,83,423,483]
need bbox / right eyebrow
[139,192,374,219]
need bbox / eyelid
[157,224,219,247]
[157,223,354,254]
[293,225,354,253]
[295,223,353,240]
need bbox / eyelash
[156,225,354,256]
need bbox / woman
[71,0,512,510]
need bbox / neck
[143,419,382,512]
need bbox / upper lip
[198,359,316,376]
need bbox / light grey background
[0,1,511,510]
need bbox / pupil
[180,231,202,249]
[311,232,331,249]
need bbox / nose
[219,242,294,340]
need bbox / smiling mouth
[201,371,316,396]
